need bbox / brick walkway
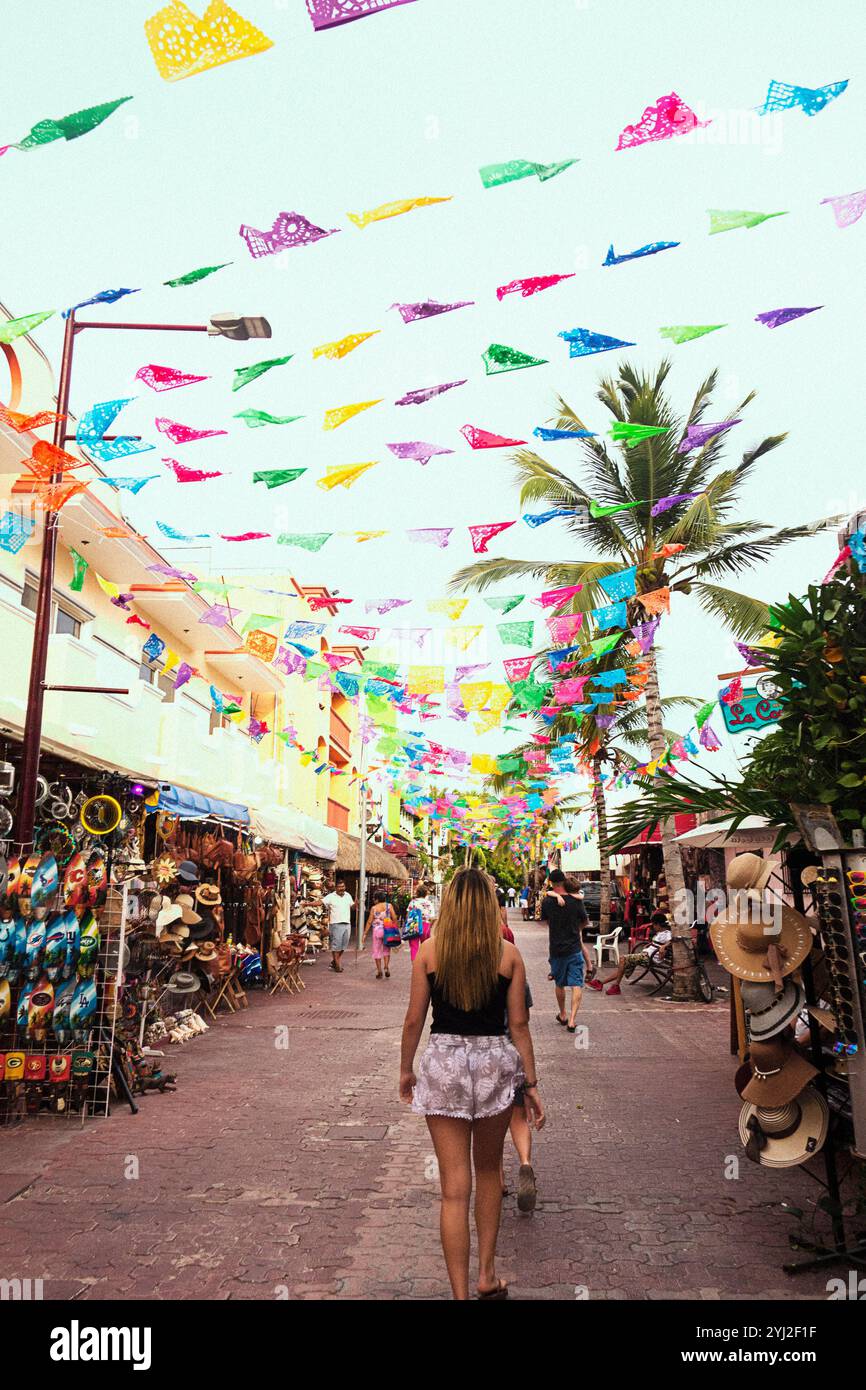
[0,913,835,1300]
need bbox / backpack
[401,902,424,941]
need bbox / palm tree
[454,359,840,995]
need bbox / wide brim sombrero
[710,904,812,983]
[738,1088,829,1168]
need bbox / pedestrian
[363,894,398,979]
[323,877,355,973]
[496,915,537,1213]
[404,881,436,963]
[507,885,516,908]
[399,867,544,1300]
[588,909,672,996]
[541,869,593,1032]
[519,885,530,920]
[495,883,509,933]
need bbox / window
[21,577,85,637]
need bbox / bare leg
[472,1107,513,1296]
[383,951,391,977]
[509,1103,532,1165]
[426,1116,473,1300]
[568,985,583,1027]
[554,985,566,1021]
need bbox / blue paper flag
[603,241,679,266]
[522,508,576,527]
[0,510,35,554]
[142,633,166,662]
[598,565,637,601]
[533,427,597,441]
[97,475,159,494]
[63,287,140,318]
[559,328,636,358]
[593,600,627,630]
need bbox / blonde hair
[433,868,502,1012]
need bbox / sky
[2,0,864,803]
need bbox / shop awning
[674,816,800,849]
[250,805,338,860]
[619,813,698,852]
[151,782,250,825]
[335,830,409,881]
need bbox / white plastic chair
[594,926,622,970]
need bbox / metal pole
[13,311,77,852]
[357,685,368,952]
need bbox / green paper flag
[305,660,327,680]
[277,532,332,552]
[583,633,622,659]
[658,324,726,344]
[609,422,670,447]
[252,468,307,489]
[694,699,717,729]
[483,594,525,615]
[69,548,88,593]
[0,311,54,343]
[234,409,303,428]
[232,355,293,392]
[511,678,550,709]
[589,498,643,518]
[362,661,399,678]
[164,263,231,287]
[497,620,535,648]
[241,612,280,634]
[480,157,578,188]
[482,343,548,375]
[707,209,788,235]
[15,96,132,150]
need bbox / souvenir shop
[710,825,866,1276]
[333,829,410,926]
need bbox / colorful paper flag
[678,418,741,453]
[604,241,679,265]
[651,492,701,516]
[145,2,274,82]
[497,621,534,647]
[469,521,515,553]
[234,409,302,427]
[616,92,709,150]
[239,210,339,258]
[306,0,419,32]
[406,527,452,548]
[754,306,822,329]
[533,426,596,441]
[387,441,454,465]
[395,380,467,405]
[277,532,332,551]
[755,78,848,118]
[0,511,35,554]
[659,324,726,343]
[13,96,132,150]
[479,157,578,187]
[318,461,377,490]
[560,327,635,357]
[496,273,574,301]
[483,595,524,615]
[164,262,231,286]
[156,417,227,444]
[461,425,526,449]
[63,287,139,318]
[390,299,473,323]
[610,422,670,446]
[0,311,54,343]
[821,188,866,229]
[232,355,293,391]
[708,208,788,234]
[313,331,378,360]
[348,196,450,229]
[252,467,306,488]
[135,363,209,392]
[323,399,381,430]
[482,343,548,374]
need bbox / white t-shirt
[323,891,353,925]
[646,928,672,959]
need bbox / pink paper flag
[406,527,452,547]
[156,417,227,444]
[555,676,590,705]
[220,532,270,541]
[537,583,583,608]
[135,364,209,392]
[546,612,584,643]
[165,457,224,482]
[323,652,354,670]
[339,625,379,641]
[503,656,534,682]
[461,425,526,449]
[821,189,866,229]
[616,92,709,150]
[469,521,516,553]
[496,273,575,301]
[307,595,352,611]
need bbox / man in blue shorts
[541,870,593,1032]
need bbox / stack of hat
[711,853,826,1168]
[293,863,327,935]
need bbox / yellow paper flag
[470,753,498,775]
[94,573,120,599]
[446,625,483,651]
[407,665,445,694]
[313,331,379,361]
[427,597,468,620]
[353,530,387,542]
[459,681,493,710]
[144,2,274,83]
[162,648,180,672]
[317,462,378,491]
[322,399,382,431]
[347,197,452,230]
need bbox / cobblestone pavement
[0,913,837,1300]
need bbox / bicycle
[628,928,715,1002]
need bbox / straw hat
[710,904,812,985]
[155,902,183,934]
[741,1037,818,1106]
[739,1088,829,1168]
[195,883,221,908]
[176,893,202,927]
[166,970,201,994]
[195,941,218,962]
[726,852,777,894]
[741,979,805,1041]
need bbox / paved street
[0,914,834,1300]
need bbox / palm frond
[692,582,771,640]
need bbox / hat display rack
[0,756,145,1125]
[713,847,866,1277]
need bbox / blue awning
[151,783,250,826]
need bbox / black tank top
[428,971,510,1036]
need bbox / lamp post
[13,309,272,852]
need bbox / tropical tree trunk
[592,755,611,937]
[643,647,699,1001]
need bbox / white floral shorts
[411,1034,523,1121]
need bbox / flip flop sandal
[555,1014,567,1026]
[567,1023,577,1033]
[477,1280,509,1300]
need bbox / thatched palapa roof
[335,830,409,881]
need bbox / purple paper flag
[387,441,455,465]
[174,662,194,689]
[306,0,418,29]
[198,603,240,628]
[734,642,766,667]
[454,663,490,682]
[406,527,453,547]
[699,721,722,751]
[395,380,467,406]
[678,419,741,453]
[651,492,700,516]
[390,299,473,324]
[821,188,866,229]
[754,306,822,329]
[631,618,660,653]
[365,598,410,614]
[148,562,197,582]
[238,211,339,258]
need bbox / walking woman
[399,868,545,1300]
[362,894,398,979]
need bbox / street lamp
[12,308,272,850]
